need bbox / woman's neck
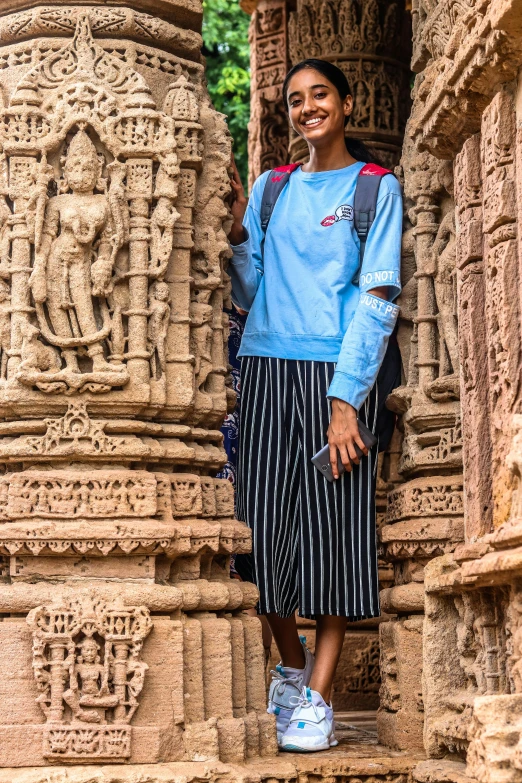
[302,137,356,173]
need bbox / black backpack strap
[260,164,301,233]
[354,163,392,262]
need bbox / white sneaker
[280,686,338,752]
[267,636,315,744]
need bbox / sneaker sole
[281,737,337,752]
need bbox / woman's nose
[302,94,316,114]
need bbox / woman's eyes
[290,92,327,108]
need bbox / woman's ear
[343,94,353,119]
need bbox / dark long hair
[282,58,375,163]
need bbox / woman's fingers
[337,443,353,473]
[353,430,369,457]
[346,438,360,466]
[329,442,339,480]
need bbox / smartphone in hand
[311,420,377,482]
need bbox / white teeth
[304,118,323,126]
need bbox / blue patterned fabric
[217,308,247,489]
[217,308,246,578]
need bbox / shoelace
[270,665,302,696]
[288,689,323,723]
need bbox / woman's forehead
[287,69,332,94]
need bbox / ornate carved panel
[27,596,152,760]
[248,0,290,186]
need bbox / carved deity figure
[147,281,171,379]
[376,85,393,130]
[27,128,127,381]
[319,0,336,45]
[0,279,10,381]
[338,0,358,43]
[352,81,371,127]
[190,301,213,393]
[430,209,459,377]
[63,637,118,724]
[150,152,180,279]
[361,0,382,49]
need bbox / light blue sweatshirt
[229,162,402,411]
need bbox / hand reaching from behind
[228,155,248,246]
[327,398,369,479]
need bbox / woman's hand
[327,398,369,479]
[228,155,248,246]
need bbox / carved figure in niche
[0,280,10,382]
[428,209,459,393]
[0,151,10,272]
[361,0,382,50]
[24,128,129,393]
[384,3,398,41]
[147,282,170,379]
[297,4,314,55]
[150,152,180,279]
[455,594,480,692]
[352,81,371,127]
[190,301,213,393]
[376,85,394,130]
[19,322,61,375]
[27,597,152,760]
[338,0,359,45]
[63,637,118,723]
[319,0,336,47]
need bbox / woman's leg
[265,612,305,669]
[309,615,347,702]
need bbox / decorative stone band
[0,403,228,469]
[0,6,203,58]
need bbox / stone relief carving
[27,596,152,760]
[248,0,290,186]
[0,14,210,407]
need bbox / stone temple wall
[0,0,278,772]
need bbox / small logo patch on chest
[321,204,354,227]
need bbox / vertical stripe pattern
[235,357,380,620]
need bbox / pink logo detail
[321,215,336,227]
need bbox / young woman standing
[227,59,402,752]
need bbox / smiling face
[286,68,353,150]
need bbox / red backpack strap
[260,163,302,232]
[359,163,392,177]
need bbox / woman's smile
[301,116,327,129]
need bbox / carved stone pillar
[377,123,464,753]
[287,0,412,168]
[0,1,279,771]
[391,2,522,783]
[246,0,292,188]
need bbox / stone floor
[1,713,425,783]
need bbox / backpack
[260,162,401,452]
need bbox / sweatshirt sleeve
[327,175,403,410]
[228,171,270,312]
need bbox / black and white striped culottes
[235,357,380,621]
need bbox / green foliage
[202,0,251,185]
